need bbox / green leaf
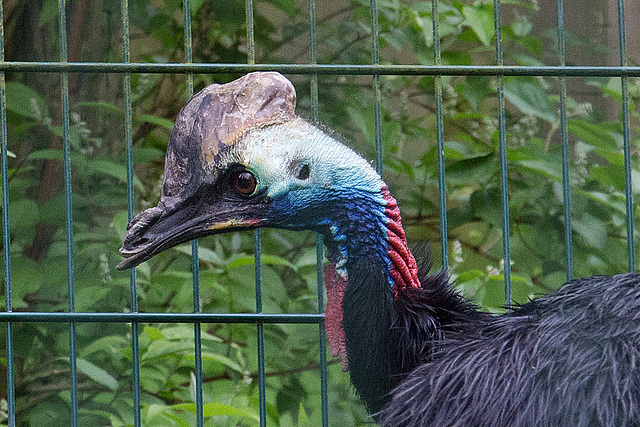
[38,0,59,27]
[171,402,259,421]
[515,160,562,181]
[144,404,172,424]
[160,325,222,342]
[462,76,493,111]
[71,357,120,391]
[592,147,624,166]
[414,13,433,47]
[9,198,39,242]
[503,79,555,122]
[27,149,64,161]
[470,188,502,227]
[74,101,124,115]
[174,244,224,265]
[298,403,310,425]
[481,278,506,311]
[456,269,486,283]
[488,274,530,284]
[573,213,608,250]
[444,140,491,160]
[111,210,130,243]
[29,400,70,426]
[346,105,374,144]
[135,114,175,131]
[276,375,308,419]
[9,255,43,308]
[580,191,626,214]
[190,0,207,14]
[195,351,244,373]
[75,286,111,311]
[228,254,298,271]
[568,119,617,149]
[142,340,194,360]
[87,159,144,191]
[588,165,623,190]
[462,5,495,47]
[6,82,48,120]
[446,153,496,185]
[511,14,533,37]
[132,147,165,164]
[79,336,129,358]
[496,275,533,305]
[144,326,165,341]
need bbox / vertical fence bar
[183,1,205,425]
[0,0,15,424]
[556,0,573,280]
[254,227,266,426]
[58,0,78,424]
[370,0,383,175]
[316,237,329,427]
[493,0,511,305]
[617,0,634,273]
[309,1,329,424]
[245,1,267,425]
[120,1,141,425]
[184,0,194,96]
[432,0,448,270]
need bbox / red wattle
[381,187,421,298]
[324,264,349,371]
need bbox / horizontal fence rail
[0,312,325,323]
[1,62,640,77]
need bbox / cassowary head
[118,72,387,270]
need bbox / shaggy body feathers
[378,271,640,426]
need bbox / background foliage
[1,0,639,425]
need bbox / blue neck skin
[268,187,393,281]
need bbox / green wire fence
[0,0,638,426]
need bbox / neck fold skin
[324,264,350,371]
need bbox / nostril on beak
[121,206,164,249]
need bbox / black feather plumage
[379,270,640,426]
[342,250,488,419]
[339,238,640,426]
[342,257,396,415]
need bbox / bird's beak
[116,198,265,270]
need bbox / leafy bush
[1,0,638,425]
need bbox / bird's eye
[297,163,310,180]
[233,171,257,195]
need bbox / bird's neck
[322,186,429,414]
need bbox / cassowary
[117,72,640,426]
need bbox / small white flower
[487,265,500,277]
[30,98,42,121]
[453,240,463,264]
[99,253,112,284]
[243,371,253,385]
